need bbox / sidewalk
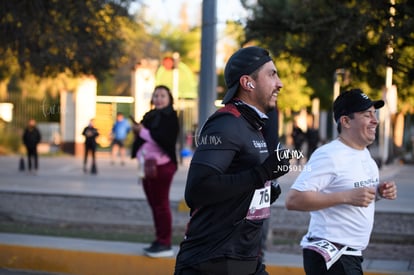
[1,232,411,275]
[0,155,413,275]
[0,154,410,212]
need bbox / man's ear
[240,75,254,90]
[340,115,351,128]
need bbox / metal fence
[1,93,60,153]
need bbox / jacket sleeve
[184,112,267,208]
[184,162,262,209]
[149,112,179,154]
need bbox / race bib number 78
[246,181,271,220]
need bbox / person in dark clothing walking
[22,118,41,175]
[292,121,306,164]
[306,127,319,161]
[82,118,99,174]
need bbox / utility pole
[379,0,396,165]
[332,68,345,140]
[198,0,217,130]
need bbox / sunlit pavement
[0,154,413,275]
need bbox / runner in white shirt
[285,88,397,275]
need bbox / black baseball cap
[333,89,384,122]
[222,46,272,104]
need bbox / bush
[0,123,23,154]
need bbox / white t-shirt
[291,139,379,251]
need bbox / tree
[217,19,313,113]
[151,23,201,74]
[98,12,161,95]
[130,2,202,99]
[275,53,312,112]
[0,0,135,80]
[242,0,414,113]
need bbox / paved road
[0,154,413,275]
[0,154,412,213]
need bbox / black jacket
[131,105,179,164]
[82,126,99,147]
[175,103,270,271]
[23,126,41,149]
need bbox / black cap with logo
[222,46,272,104]
[333,89,384,122]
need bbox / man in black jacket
[22,118,41,175]
[175,47,290,275]
[82,119,99,174]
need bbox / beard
[264,99,277,113]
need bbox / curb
[0,244,397,275]
[0,234,407,275]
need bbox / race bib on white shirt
[304,239,348,270]
[246,181,271,220]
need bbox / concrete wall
[60,76,97,156]
[131,59,158,122]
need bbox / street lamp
[332,68,345,139]
[379,0,397,165]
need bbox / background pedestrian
[132,85,179,258]
[82,118,99,174]
[110,112,131,165]
[22,118,41,175]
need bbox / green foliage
[0,123,22,154]
[97,14,161,95]
[154,24,202,73]
[276,53,313,112]
[219,19,313,113]
[134,4,202,99]
[0,1,163,97]
[0,48,19,84]
[0,0,134,80]
[155,62,198,99]
[242,0,414,113]
[222,20,246,52]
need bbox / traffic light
[162,56,175,70]
[162,52,180,70]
